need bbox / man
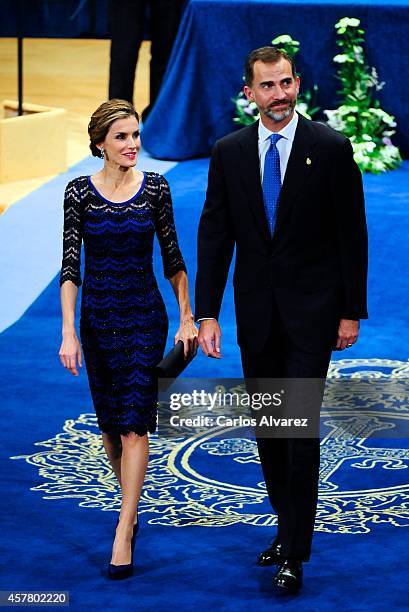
[195,47,368,593]
[108,0,185,121]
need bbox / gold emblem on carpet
[11,359,409,533]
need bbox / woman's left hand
[175,316,199,359]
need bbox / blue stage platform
[142,0,409,160]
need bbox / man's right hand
[198,319,222,358]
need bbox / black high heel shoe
[108,514,139,580]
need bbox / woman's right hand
[59,332,83,376]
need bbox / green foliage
[270,34,300,57]
[324,17,402,173]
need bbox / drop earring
[100,148,105,159]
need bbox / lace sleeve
[154,174,187,279]
[59,179,83,287]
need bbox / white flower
[371,108,396,127]
[295,102,311,120]
[336,17,360,29]
[340,104,359,114]
[272,35,294,44]
[373,159,386,172]
[382,145,401,163]
[353,149,367,165]
[353,140,376,153]
[323,109,346,131]
[333,54,350,63]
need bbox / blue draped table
[142,0,409,160]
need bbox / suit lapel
[238,122,272,243]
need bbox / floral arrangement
[233,34,319,126]
[324,17,402,173]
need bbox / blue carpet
[0,157,408,610]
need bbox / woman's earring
[100,148,105,159]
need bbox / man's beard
[263,100,295,122]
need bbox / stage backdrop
[142,0,409,160]
[1,0,109,38]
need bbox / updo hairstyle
[88,99,140,158]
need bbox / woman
[59,99,197,580]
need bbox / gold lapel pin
[306,157,312,165]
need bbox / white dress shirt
[258,111,298,182]
[197,112,299,323]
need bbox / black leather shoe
[273,560,303,593]
[257,538,283,566]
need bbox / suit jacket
[195,113,368,354]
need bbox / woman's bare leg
[110,432,149,565]
[102,431,122,484]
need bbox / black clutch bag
[155,340,196,379]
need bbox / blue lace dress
[59,172,186,436]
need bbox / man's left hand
[336,319,360,350]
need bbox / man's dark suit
[195,112,368,560]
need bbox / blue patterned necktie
[262,133,283,235]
